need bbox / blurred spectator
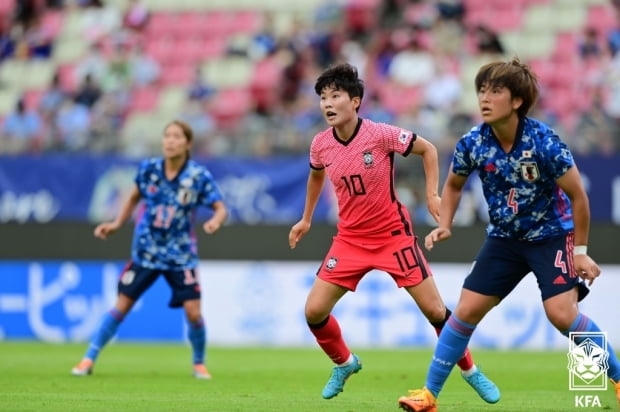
[579,27,602,60]
[102,42,131,91]
[128,43,160,87]
[74,73,103,108]
[38,70,68,123]
[122,0,150,33]
[79,0,121,45]
[360,93,395,124]
[187,65,215,101]
[74,43,109,85]
[423,56,462,111]
[54,96,91,150]
[17,14,54,59]
[1,98,44,153]
[472,24,504,55]
[12,0,45,33]
[177,99,216,156]
[388,36,436,87]
[88,92,125,152]
[572,89,618,155]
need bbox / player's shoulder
[138,157,162,172]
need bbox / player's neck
[164,156,187,178]
[334,116,360,142]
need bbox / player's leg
[168,268,209,379]
[397,237,527,409]
[531,234,620,405]
[71,264,156,376]
[306,276,362,399]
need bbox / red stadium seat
[129,86,160,113]
[210,87,253,129]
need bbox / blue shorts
[463,234,589,302]
[118,262,201,308]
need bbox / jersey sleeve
[542,132,574,179]
[451,135,477,177]
[380,123,416,156]
[198,168,224,207]
[309,134,324,169]
[133,159,152,196]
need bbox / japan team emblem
[520,161,540,182]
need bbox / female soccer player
[71,120,228,379]
[398,57,620,411]
[288,63,499,402]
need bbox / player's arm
[424,169,468,250]
[289,168,326,249]
[410,135,440,222]
[203,200,228,234]
[94,184,141,239]
[556,165,601,284]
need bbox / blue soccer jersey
[452,117,574,241]
[132,158,224,270]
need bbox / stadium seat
[128,86,160,113]
[209,87,253,129]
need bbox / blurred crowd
[1,0,620,162]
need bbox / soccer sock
[426,315,476,398]
[431,308,475,371]
[188,317,206,365]
[562,313,620,382]
[84,308,125,361]
[308,314,351,364]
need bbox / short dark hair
[475,57,539,117]
[314,63,365,102]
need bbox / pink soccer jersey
[310,118,417,237]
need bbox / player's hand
[289,220,310,249]
[203,219,222,234]
[94,222,120,239]
[427,194,441,223]
[574,254,601,286]
[424,227,452,251]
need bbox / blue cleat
[462,366,500,404]
[321,354,362,399]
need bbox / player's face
[477,84,522,124]
[162,123,190,159]
[319,86,359,127]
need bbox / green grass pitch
[0,341,617,411]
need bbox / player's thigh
[463,237,530,299]
[118,263,160,301]
[526,234,588,301]
[316,237,372,291]
[164,268,201,308]
[379,234,433,288]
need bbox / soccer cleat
[462,366,500,404]
[612,379,620,405]
[193,364,212,379]
[321,353,362,399]
[71,358,94,376]
[398,387,437,412]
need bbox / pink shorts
[317,233,433,291]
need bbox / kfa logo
[325,257,338,271]
[567,332,609,408]
[362,151,374,168]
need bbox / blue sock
[562,313,620,382]
[426,315,476,398]
[85,308,124,361]
[188,317,206,365]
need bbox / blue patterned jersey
[132,158,223,270]
[452,117,574,241]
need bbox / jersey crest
[325,257,338,271]
[520,161,540,182]
[363,151,374,168]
